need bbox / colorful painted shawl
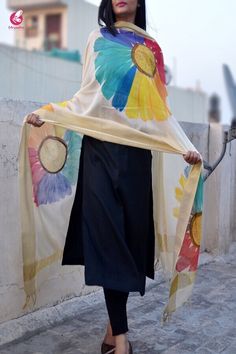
[18,21,204,323]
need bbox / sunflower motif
[173,166,204,272]
[28,123,81,207]
[176,228,201,272]
[94,28,171,121]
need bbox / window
[25,15,38,38]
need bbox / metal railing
[203,123,236,182]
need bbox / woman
[26,1,202,353]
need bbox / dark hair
[98,0,146,36]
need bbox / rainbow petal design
[174,166,204,272]
[28,123,81,206]
[94,28,171,121]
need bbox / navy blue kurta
[61,134,155,296]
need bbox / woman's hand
[26,113,45,127]
[183,151,202,165]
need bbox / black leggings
[103,287,129,336]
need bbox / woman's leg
[103,287,129,336]
[103,320,115,346]
[103,288,130,353]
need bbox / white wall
[0,43,82,103]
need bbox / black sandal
[101,342,116,354]
[101,340,133,353]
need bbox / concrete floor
[0,244,236,354]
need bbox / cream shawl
[18,21,204,323]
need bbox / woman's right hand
[26,113,45,127]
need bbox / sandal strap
[105,348,116,354]
[101,342,116,354]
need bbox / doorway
[45,14,62,50]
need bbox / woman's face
[111,0,139,22]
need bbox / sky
[1,0,236,124]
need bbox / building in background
[7,0,98,54]
[168,86,208,124]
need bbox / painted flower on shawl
[174,166,204,272]
[28,115,81,207]
[94,28,171,121]
[176,224,201,272]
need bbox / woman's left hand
[183,151,202,165]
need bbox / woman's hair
[98,0,146,36]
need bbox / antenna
[172,57,177,86]
[223,64,236,117]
